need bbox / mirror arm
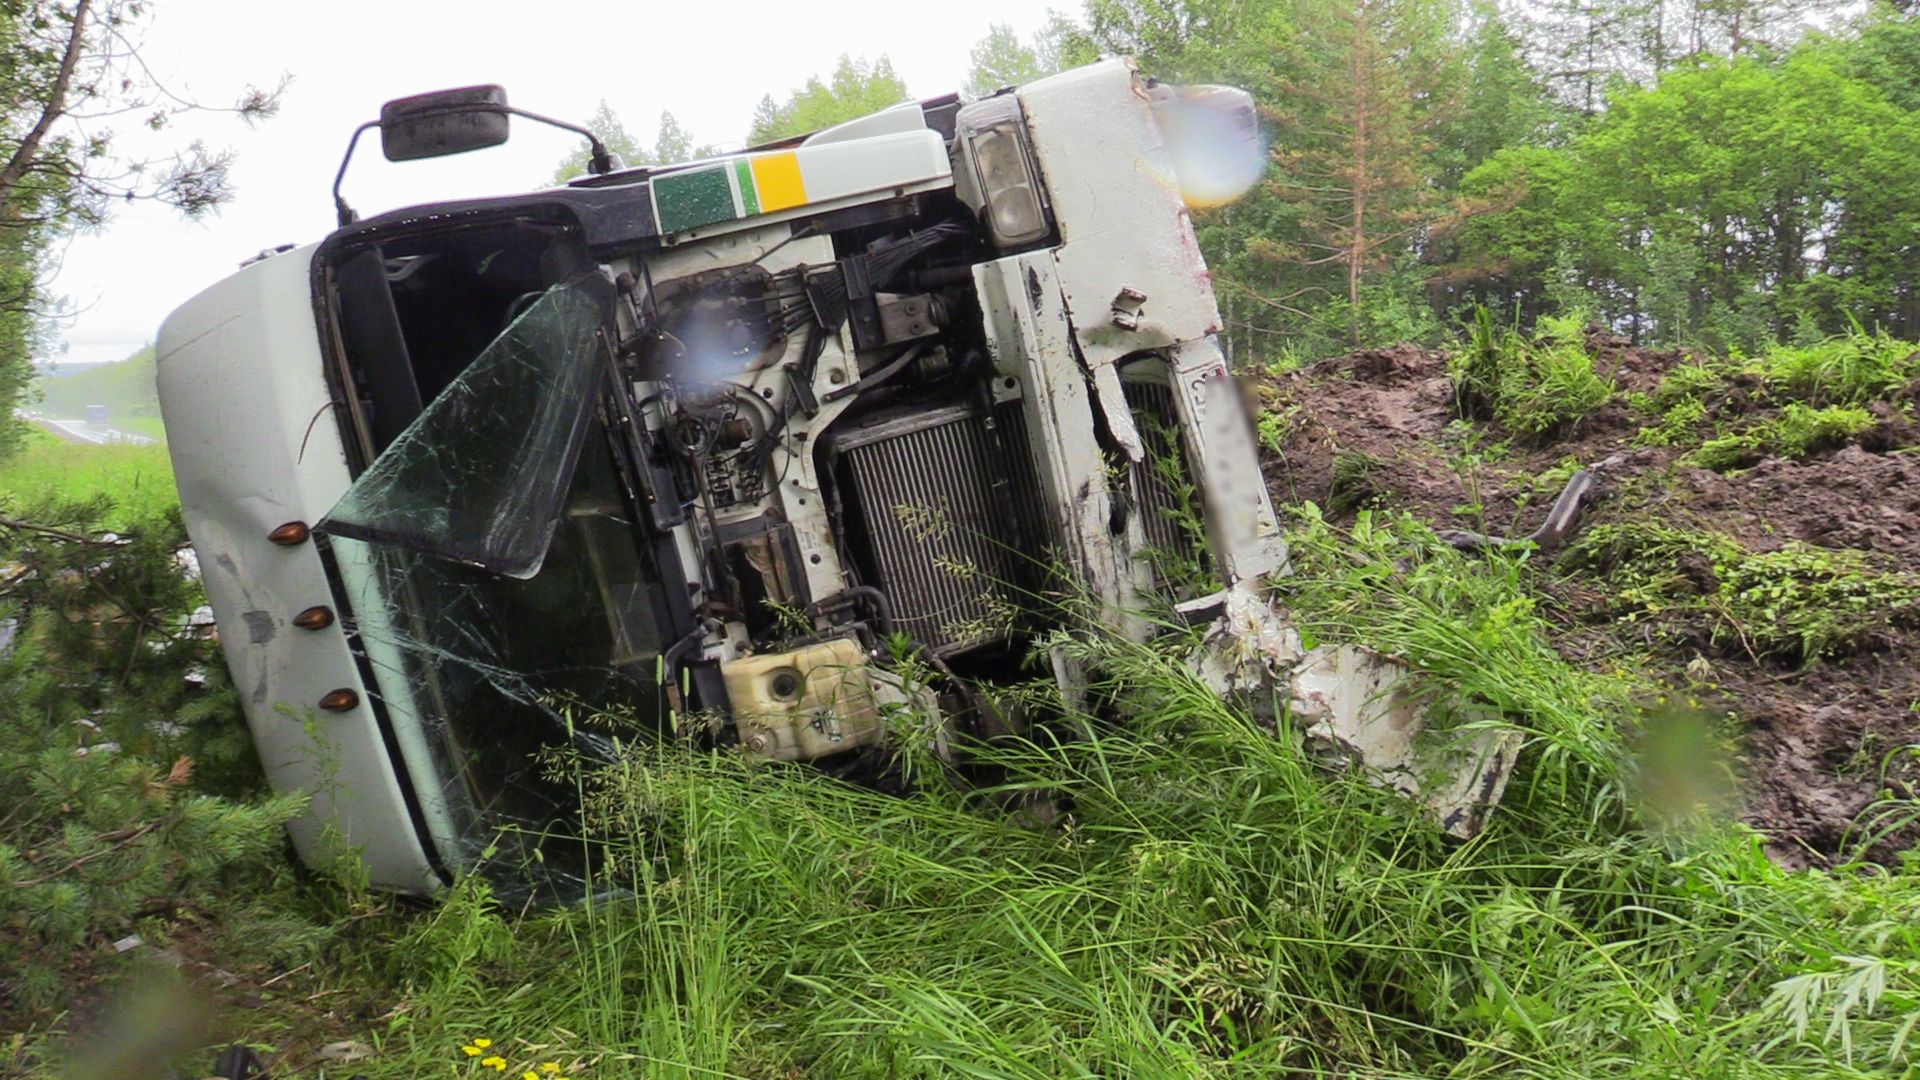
[330,100,618,229]
[504,106,619,175]
[333,120,379,227]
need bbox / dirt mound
[1258,339,1920,867]
[1677,448,1920,563]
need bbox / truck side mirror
[335,86,616,227]
[379,85,512,162]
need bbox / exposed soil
[1255,341,1920,867]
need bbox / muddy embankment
[1255,338,1920,866]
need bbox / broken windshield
[316,269,678,897]
[320,275,614,579]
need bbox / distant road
[14,410,158,447]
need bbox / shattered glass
[319,274,676,899]
[320,276,614,580]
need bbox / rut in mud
[1254,338,1920,867]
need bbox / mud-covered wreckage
[156,61,1517,896]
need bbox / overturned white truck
[157,60,1513,896]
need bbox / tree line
[7,2,1916,456]
[579,2,1919,358]
[1079,0,1920,355]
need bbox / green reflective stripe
[733,159,760,216]
[653,165,736,233]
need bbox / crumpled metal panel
[1018,59,1223,372]
[1186,590,1518,839]
[972,252,1143,635]
[1291,644,1520,839]
[1165,337,1289,585]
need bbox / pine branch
[0,0,94,217]
[15,819,166,888]
[0,515,133,547]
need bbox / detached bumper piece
[1189,587,1519,839]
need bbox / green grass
[107,415,168,441]
[1631,326,1918,466]
[1687,403,1879,472]
[0,428,178,524]
[1760,326,1920,407]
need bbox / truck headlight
[970,121,1049,247]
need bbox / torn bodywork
[156,60,1512,897]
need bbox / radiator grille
[1124,378,1211,579]
[832,402,1048,655]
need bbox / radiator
[829,401,1049,655]
[1123,377,1210,579]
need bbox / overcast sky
[47,0,1059,367]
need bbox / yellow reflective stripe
[750,152,807,213]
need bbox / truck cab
[160,60,1455,898]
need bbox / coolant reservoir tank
[722,638,885,761]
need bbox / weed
[1136,412,1222,596]
[1686,403,1877,471]
[1632,327,1915,464]
[1760,323,1920,407]
[1326,449,1384,516]
[1633,395,1707,448]
[1454,307,1615,438]
[1255,403,1300,456]
[1537,455,1584,491]
[1649,357,1736,409]
[1563,522,1920,662]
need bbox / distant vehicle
[83,404,109,426]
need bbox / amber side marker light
[268,521,311,546]
[292,605,335,630]
[317,689,359,712]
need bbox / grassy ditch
[0,430,177,526]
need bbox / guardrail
[11,410,159,447]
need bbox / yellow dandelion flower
[474,1038,493,1048]
[540,1066,561,1076]
[481,1056,508,1071]
[525,1073,540,1080]
[463,1045,484,1057]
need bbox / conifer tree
[745,55,913,144]
[1267,0,1460,342]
